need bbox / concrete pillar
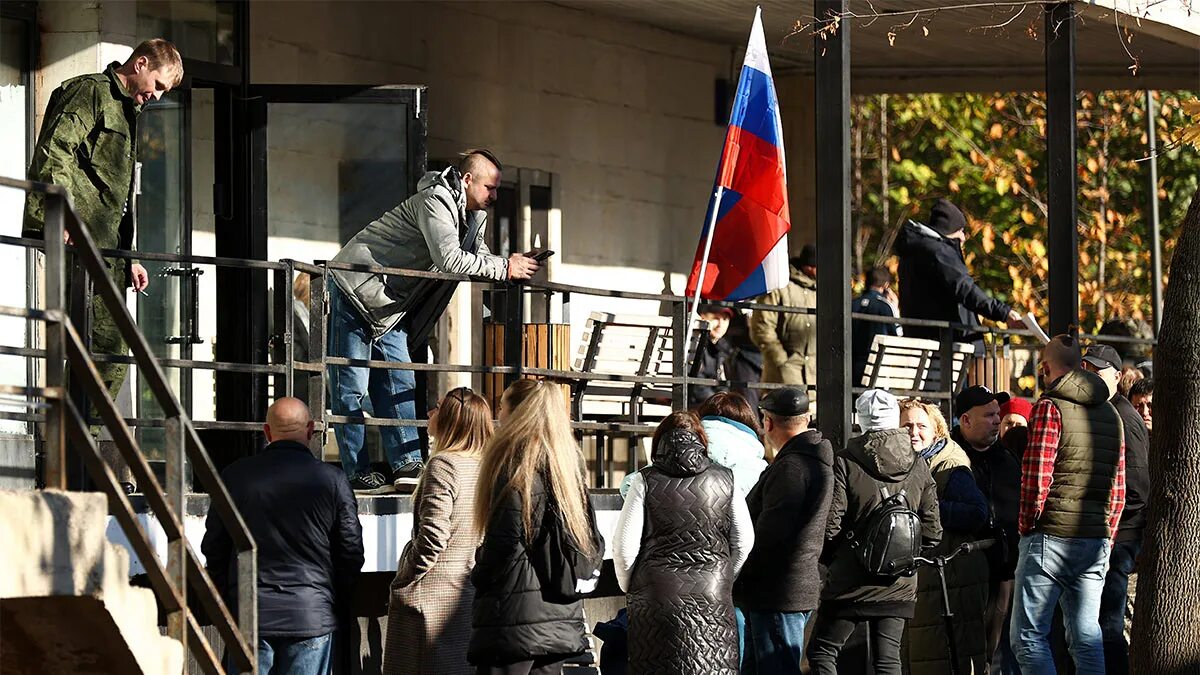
[35,1,138,134]
[776,74,818,251]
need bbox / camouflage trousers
[66,260,133,486]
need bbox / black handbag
[528,492,604,604]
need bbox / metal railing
[0,176,257,675]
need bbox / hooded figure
[893,199,1015,343]
[806,390,942,675]
[613,420,754,675]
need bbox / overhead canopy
[559,0,1199,92]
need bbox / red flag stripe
[723,126,789,219]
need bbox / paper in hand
[1023,312,1051,345]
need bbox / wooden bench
[859,334,975,398]
[571,311,707,424]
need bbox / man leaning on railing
[326,149,539,494]
[22,39,184,493]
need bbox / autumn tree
[1129,184,1200,674]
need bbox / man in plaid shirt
[1010,335,1126,675]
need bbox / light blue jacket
[620,416,767,498]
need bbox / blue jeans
[258,633,333,675]
[327,282,420,479]
[1010,533,1110,675]
[1099,538,1141,675]
[742,609,811,674]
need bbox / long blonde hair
[899,398,949,440]
[475,380,596,558]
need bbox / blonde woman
[898,398,990,675]
[469,380,600,675]
[384,387,492,675]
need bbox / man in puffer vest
[1010,335,1126,675]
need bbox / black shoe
[119,482,136,496]
[392,461,424,488]
[350,471,394,495]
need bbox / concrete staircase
[0,490,185,675]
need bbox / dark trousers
[1099,538,1141,675]
[476,656,567,675]
[806,614,905,675]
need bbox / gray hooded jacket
[330,168,509,337]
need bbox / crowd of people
[199,331,1152,675]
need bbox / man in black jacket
[1082,344,1150,675]
[950,385,1023,673]
[893,199,1023,343]
[851,268,902,385]
[202,398,365,674]
[735,387,833,674]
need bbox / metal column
[1045,3,1079,336]
[1146,90,1163,336]
[814,0,852,446]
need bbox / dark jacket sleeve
[747,461,809,554]
[200,483,233,595]
[935,246,1012,321]
[472,484,531,589]
[825,457,849,544]
[917,469,944,551]
[330,471,365,618]
[939,467,990,534]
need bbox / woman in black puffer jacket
[469,380,600,675]
[612,411,754,675]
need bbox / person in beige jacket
[384,388,493,675]
[750,245,818,388]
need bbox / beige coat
[749,266,817,386]
[383,452,481,675]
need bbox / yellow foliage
[989,123,1004,139]
[982,225,995,253]
[995,176,1010,195]
[1030,240,1046,258]
[1020,209,1036,225]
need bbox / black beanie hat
[928,199,967,237]
[790,243,818,269]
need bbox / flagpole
[689,185,725,328]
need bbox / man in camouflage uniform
[23,39,183,489]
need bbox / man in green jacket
[750,244,817,388]
[24,39,183,489]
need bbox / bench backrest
[572,311,707,421]
[860,334,975,394]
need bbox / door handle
[163,266,205,345]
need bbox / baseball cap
[1083,344,1122,372]
[955,385,1009,414]
[759,387,811,417]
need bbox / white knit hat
[856,389,900,432]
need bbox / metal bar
[61,397,184,613]
[671,300,688,409]
[184,549,255,671]
[308,270,328,458]
[272,265,292,397]
[939,327,955,423]
[165,414,188,653]
[1146,89,1162,336]
[503,284,524,388]
[237,546,258,674]
[0,384,61,400]
[91,354,286,374]
[1045,2,1079,336]
[0,233,290,271]
[42,195,66,490]
[815,0,852,447]
[184,612,223,675]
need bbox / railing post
[308,268,328,459]
[43,195,66,490]
[164,414,188,655]
[272,261,294,398]
[237,546,258,675]
[503,283,524,388]
[671,299,688,410]
[939,326,955,423]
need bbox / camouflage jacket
[23,62,141,253]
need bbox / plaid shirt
[1018,398,1126,539]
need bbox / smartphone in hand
[532,249,555,263]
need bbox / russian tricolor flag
[686,7,790,302]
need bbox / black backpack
[845,469,922,576]
[528,493,604,604]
